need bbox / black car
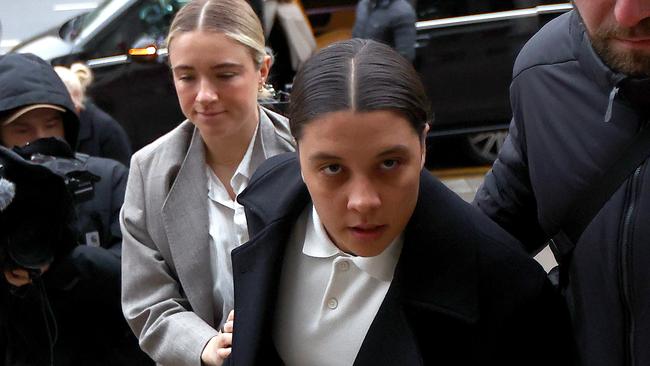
[12,0,571,163]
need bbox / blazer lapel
[230,220,292,365]
[355,281,423,365]
[356,172,481,365]
[161,129,216,325]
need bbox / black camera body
[0,139,87,274]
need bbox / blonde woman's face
[169,31,270,140]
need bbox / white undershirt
[273,204,403,366]
[206,122,265,328]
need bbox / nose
[196,79,218,104]
[615,0,650,28]
[346,175,381,213]
[34,128,51,140]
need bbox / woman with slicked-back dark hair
[228,38,575,366]
[289,38,428,139]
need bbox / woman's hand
[201,310,235,366]
[3,263,50,287]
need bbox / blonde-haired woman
[54,63,132,165]
[119,0,295,364]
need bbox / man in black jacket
[0,53,149,365]
[474,1,649,365]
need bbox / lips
[196,110,225,117]
[349,224,387,240]
[613,37,650,49]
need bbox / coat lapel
[355,172,480,365]
[230,220,292,365]
[355,281,423,365]
[161,128,216,325]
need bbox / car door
[415,0,571,136]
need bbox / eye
[380,159,400,170]
[321,164,342,176]
[176,74,195,82]
[217,72,236,79]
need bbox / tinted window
[416,0,549,20]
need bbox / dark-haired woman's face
[298,110,426,257]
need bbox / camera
[0,143,77,275]
[13,137,100,203]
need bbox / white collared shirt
[273,204,404,366]
[206,121,267,328]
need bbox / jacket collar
[568,10,650,120]
[570,11,627,92]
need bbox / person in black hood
[474,1,650,365]
[0,53,151,365]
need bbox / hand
[201,310,235,366]
[3,263,50,287]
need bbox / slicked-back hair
[289,39,431,140]
[166,0,266,69]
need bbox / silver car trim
[417,3,572,30]
[87,47,168,68]
[87,55,128,68]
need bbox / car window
[415,0,550,20]
[84,0,188,58]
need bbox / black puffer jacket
[474,11,650,366]
[0,53,148,365]
[78,100,133,166]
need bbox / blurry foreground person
[54,63,133,166]
[227,39,575,365]
[0,53,150,365]
[474,1,650,364]
[119,0,295,364]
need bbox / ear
[420,123,430,170]
[259,54,272,85]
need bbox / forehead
[298,110,421,155]
[169,30,253,68]
[10,108,63,126]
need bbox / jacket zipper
[619,163,644,366]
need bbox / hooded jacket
[474,11,650,366]
[0,53,79,149]
[0,53,145,365]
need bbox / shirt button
[327,298,338,309]
[337,261,349,272]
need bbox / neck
[201,114,259,197]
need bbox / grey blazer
[120,107,295,366]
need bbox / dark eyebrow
[376,145,411,158]
[307,145,412,162]
[308,152,341,162]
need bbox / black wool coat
[228,153,575,366]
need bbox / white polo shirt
[273,204,403,366]
[206,121,266,329]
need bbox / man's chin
[593,39,650,77]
